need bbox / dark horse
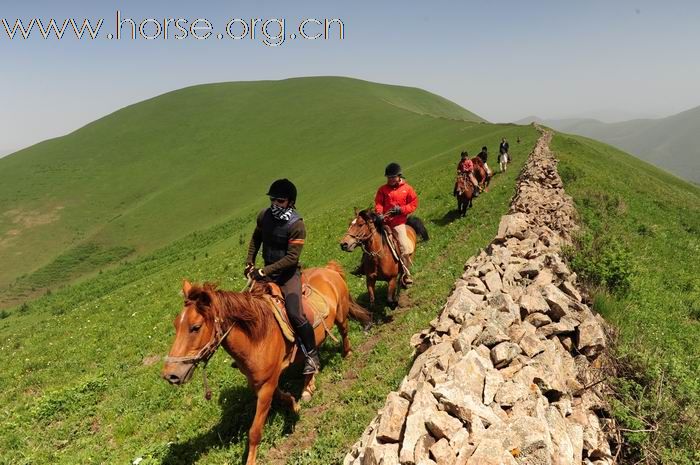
[455,173,476,217]
[472,156,491,192]
[339,209,429,309]
[162,262,370,465]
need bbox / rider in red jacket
[375,162,418,285]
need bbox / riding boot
[297,321,320,375]
[401,254,413,286]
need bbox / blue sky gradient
[2,0,699,152]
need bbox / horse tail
[407,216,430,242]
[325,260,345,279]
[348,295,371,326]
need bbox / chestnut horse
[162,262,369,465]
[472,156,491,191]
[339,209,429,309]
[455,174,475,217]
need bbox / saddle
[258,281,332,343]
[380,225,402,263]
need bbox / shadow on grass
[161,383,299,465]
[430,209,465,227]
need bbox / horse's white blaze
[351,219,356,225]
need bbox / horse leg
[367,277,376,309]
[387,277,398,309]
[301,373,317,402]
[245,380,276,465]
[275,387,300,414]
[336,316,352,357]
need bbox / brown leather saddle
[258,280,332,343]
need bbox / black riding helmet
[384,162,402,177]
[266,178,297,203]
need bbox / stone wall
[344,129,615,465]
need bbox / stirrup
[303,350,320,375]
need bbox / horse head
[162,280,220,386]
[340,208,377,252]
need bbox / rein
[165,305,235,400]
[347,221,384,258]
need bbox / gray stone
[414,433,436,465]
[490,342,522,368]
[560,280,582,302]
[496,213,530,241]
[483,270,503,293]
[466,277,487,295]
[452,350,488,398]
[525,312,552,328]
[494,380,530,407]
[432,381,503,427]
[376,392,410,443]
[483,369,505,405]
[400,382,438,465]
[453,324,483,353]
[519,333,546,357]
[425,410,464,441]
[475,323,510,348]
[519,292,550,315]
[542,284,570,320]
[577,316,606,358]
[429,438,456,465]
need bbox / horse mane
[358,208,384,232]
[198,283,272,341]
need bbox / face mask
[271,203,293,221]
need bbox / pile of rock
[345,129,615,465]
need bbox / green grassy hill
[522,106,700,185]
[553,134,700,464]
[0,76,529,464]
[0,76,485,307]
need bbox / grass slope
[0,77,485,307]
[553,133,700,464]
[0,109,534,464]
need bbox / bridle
[344,218,384,258]
[165,304,235,400]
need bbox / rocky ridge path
[344,128,616,465]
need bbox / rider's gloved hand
[251,268,266,281]
[389,206,402,216]
[244,263,255,278]
[376,213,385,221]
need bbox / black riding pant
[274,269,308,329]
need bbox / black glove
[244,263,255,278]
[376,213,385,221]
[389,206,402,216]
[251,268,266,281]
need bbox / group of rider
[454,137,511,197]
[244,137,512,375]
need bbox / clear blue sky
[2,0,699,153]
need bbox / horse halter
[165,306,234,400]
[346,219,383,257]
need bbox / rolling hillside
[517,106,700,184]
[0,77,485,307]
[0,87,534,463]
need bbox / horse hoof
[301,390,312,402]
[292,401,301,414]
[343,349,353,358]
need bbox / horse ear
[182,280,193,298]
[354,207,359,216]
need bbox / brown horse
[339,209,429,309]
[472,156,491,191]
[161,262,369,465]
[455,174,475,217]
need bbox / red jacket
[457,158,474,173]
[374,179,418,227]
